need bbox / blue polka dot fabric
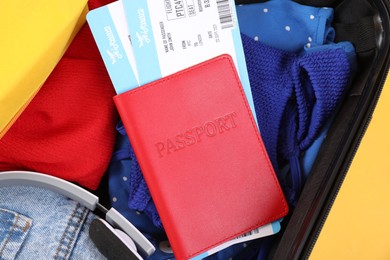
[108,122,164,235]
[236,0,335,53]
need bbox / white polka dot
[285,26,291,31]
[136,211,141,215]
[308,36,313,42]
[123,176,128,181]
[306,43,311,48]
[310,15,315,20]
[112,197,117,202]
[263,8,268,13]
[254,36,259,41]
[243,243,248,248]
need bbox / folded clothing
[109,122,164,232]
[0,4,118,190]
[241,33,353,204]
[236,0,357,205]
[236,0,335,53]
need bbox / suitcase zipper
[303,39,390,260]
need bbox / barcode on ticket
[216,0,234,29]
[236,227,262,239]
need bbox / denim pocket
[0,208,32,260]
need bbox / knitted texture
[127,139,163,228]
[0,19,118,190]
[241,33,352,203]
[241,38,297,170]
[236,0,335,53]
[115,123,163,229]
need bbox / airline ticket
[122,0,258,122]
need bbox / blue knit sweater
[241,33,353,204]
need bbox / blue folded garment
[241,33,354,205]
[236,0,335,53]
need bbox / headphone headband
[0,171,155,257]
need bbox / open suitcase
[99,0,390,258]
[1,0,390,259]
[265,0,390,258]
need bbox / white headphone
[0,170,155,259]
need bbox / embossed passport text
[114,54,288,260]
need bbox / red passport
[114,55,288,260]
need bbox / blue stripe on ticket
[87,3,138,94]
[122,0,162,84]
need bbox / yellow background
[0,0,88,138]
[310,76,390,259]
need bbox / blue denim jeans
[0,186,106,260]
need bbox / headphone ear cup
[89,218,143,259]
[114,228,137,251]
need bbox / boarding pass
[122,0,258,123]
[87,1,139,94]
[190,220,281,260]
